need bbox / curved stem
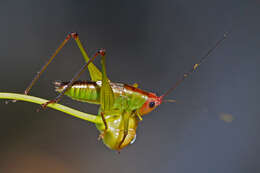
[0,92,102,124]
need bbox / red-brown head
[138,89,177,116]
[138,93,162,115]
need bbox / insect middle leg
[98,112,108,140]
[118,112,130,149]
[96,53,115,139]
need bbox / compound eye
[149,101,155,108]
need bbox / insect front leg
[98,112,108,140]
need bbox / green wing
[87,63,102,82]
[74,36,113,110]
[100,55,114,113]
[75,37,102,81]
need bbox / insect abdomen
[54,81,101,104]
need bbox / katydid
[24,32,229,151]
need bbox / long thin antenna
[160,30,231,99]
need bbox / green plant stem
[0,92,102,124]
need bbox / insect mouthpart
[162,99,177,103]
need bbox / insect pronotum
[23,31,229,151]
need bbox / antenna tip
[224,29,232,38]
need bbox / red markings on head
[138,93,162,116]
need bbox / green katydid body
[55,80,161,150]
[55,81,147,108]
[24,32,163,151]
[24,32,228,151]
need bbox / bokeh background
[0,0,259,172]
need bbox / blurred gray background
[0,0,259,172]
